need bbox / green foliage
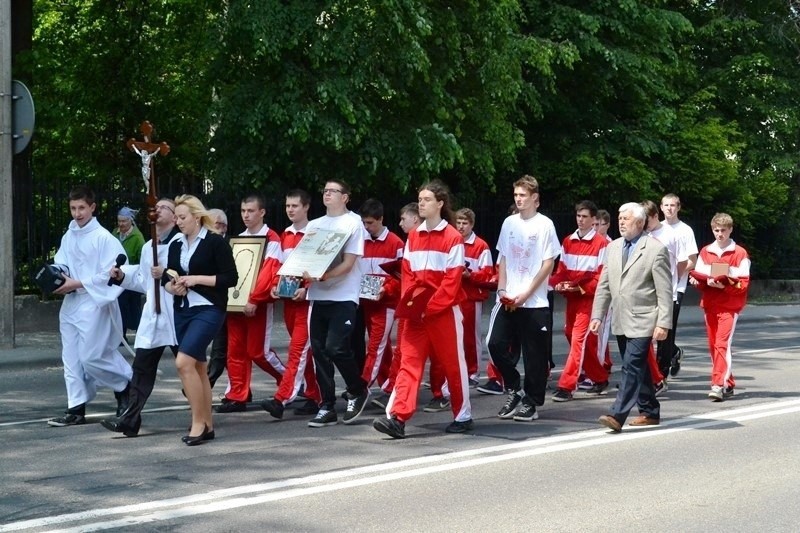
[17,0,800,283]
[25,0,222,196]
[208,1,534,198]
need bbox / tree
[207,1,544,198]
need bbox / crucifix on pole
[126,121,170,314]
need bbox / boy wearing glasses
[303,180,371,427]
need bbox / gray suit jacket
[592,234,673,338]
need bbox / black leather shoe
[100,418,139,437]
[114,384,131,417]
[183,426,209,446]
[214,400,247,413]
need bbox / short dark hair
[575,200,598,217]
[286,189,311,207]
[399,202,419,217]
[242,193,266,211]
[359,198,384,219]
[641,199,659,218]
[68,185,95,204]
[596,209,611,224]
[455,208,475,225]
[326,179,351,195]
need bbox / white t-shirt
[496,212,560,308]
[648,223,684,301]
[305,211,365,304]
[664,219,698,293]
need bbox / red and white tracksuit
[269,225,321,405]
[358,228,404,387]
[224,226,285,402]
[460,232,494,380]
[550,229,609,391]
[387,220,472,423]
[690,240,750,389]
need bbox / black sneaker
[370,393,391,410]
[513,398,539,422]
[497,389,523,419]
[723,386,735,399]
[445,419,474,433]
[423,397,451,413]
[373,416,406,439]
[670,346,683,377]
[477,379,504,395]
[261,399,285,419]
[293,399,320,416]
[552,388,573,402]
[583,381,609,395]
[655,380,668,397]
[48,413,86,427]
[215,399,247,413]
[342,389,370,425]
[468,376,480,388]
[308,409,338,428]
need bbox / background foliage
[12,0,800,287]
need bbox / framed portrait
[227,236,266,312]
[277,228,350,279]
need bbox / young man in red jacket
[216,194,285,413]
[455,208,495,388]
[261,189,323,419]
[551,200,609,401]
[357,199,404,388]
[689,213,750,401]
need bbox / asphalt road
[1,309,799,532]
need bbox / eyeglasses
[155,205,175,214]
[323,188,344,195]
[593,222,609,227]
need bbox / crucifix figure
[127,121,170,313]
[132,144,160,194]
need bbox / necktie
[623,240,633,266]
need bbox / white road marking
[3,397,800,532]
[0,406,190,428]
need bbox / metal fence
[12,166,799,293]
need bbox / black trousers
[119,345,177,430]
[310,301,367,410]
[656,292,683,377]
[672,291,685,357]
[350,305,367,374]
[486,304,551,406]
[207,316,228,389]
[118,290,143,332]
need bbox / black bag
[34,264,66,294]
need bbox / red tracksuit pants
[225,304,284,402]
[360,302,396,387]
[388,306,471,423]
[704,308,738,389]
[273,299,321,405]
[460,299,485,379]
[557,300,609,391]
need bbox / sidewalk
[2,299,798,371]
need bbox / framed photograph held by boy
[277,229,350,279]
[227,236,266,312]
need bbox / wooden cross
[126,121,170,314]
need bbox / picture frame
[227,236,267,312]
[277,228,350,279]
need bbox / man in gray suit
[589,202,673,432]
